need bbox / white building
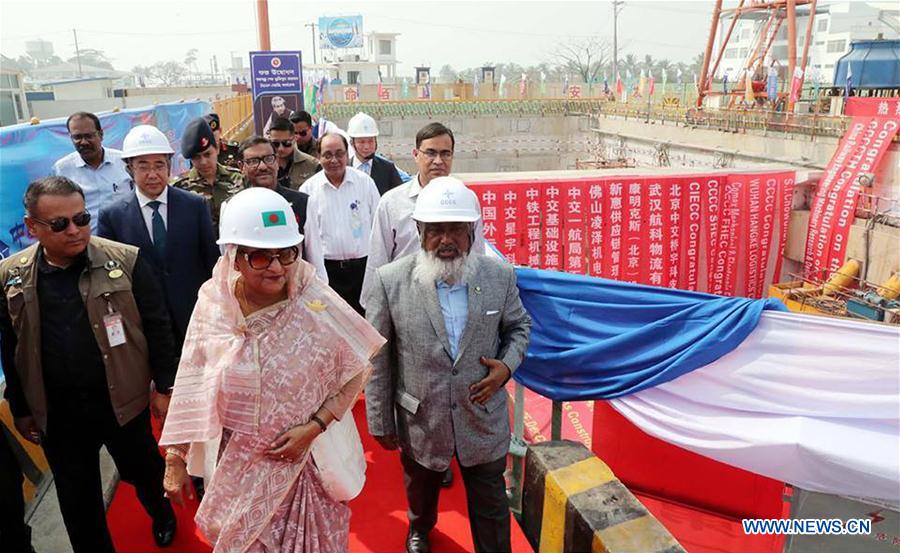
[0,55,29,126]
[715,1,899,82]
[309,32,400,85]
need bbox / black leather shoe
[152,510,177,548]
[440,467,453,488]
[406,529,430,553]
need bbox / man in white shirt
[302,132,381,314]
[360,123,486,311]
[52,111,131,232]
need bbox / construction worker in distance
[171,117,246,233]
[347,112,403,196]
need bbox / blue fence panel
[0,101,209,257]
[0,101,208,383]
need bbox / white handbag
[310,410,367,502]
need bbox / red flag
[615,72,624,97]
[648,72,656,96]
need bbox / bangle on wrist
[310,415,328,433]
[165,447,187,463]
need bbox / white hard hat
[412,176,481,223]
[217,187,304,248]
[347,112,379,138]
[121,125,175,159]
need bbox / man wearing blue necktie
[99,125,219,357]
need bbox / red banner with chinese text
[468,169,796,298]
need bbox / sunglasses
[294,129,310,137]
[30,211,92,232]
[272,140,294,148]
[238,246,299,270]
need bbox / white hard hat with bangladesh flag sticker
[217,187,303,248]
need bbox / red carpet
[107,402,531,552]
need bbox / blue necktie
[148,200,166,257]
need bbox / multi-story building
[715,1,899,82]
[0,55,29,127]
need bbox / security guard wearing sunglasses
[0,176,179,551]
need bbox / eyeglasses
[320,150,346,162]
[70,131,100,142]
[294,129,310,137]
[132,161,169,175]
[238,246,299,270]
[30,211,92,232]
[241,154,277,168]
[419,149,454,161]
[272,140,294,149]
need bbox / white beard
[413,249,474,286]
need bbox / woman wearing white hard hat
[159,187,385,552]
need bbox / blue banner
[319,16,363,49]
[0,101,209,258]
[249,51,304,136]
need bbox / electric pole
[72,28,83,77]
[305,23,318,64]
[612,1,624,82]
[256,0,271,50]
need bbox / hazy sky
[1,0,713,76]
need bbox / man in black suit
[347,112,403,196]
[98,124,220,352]
[238,136,328,283]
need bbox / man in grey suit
[365,176,531,553]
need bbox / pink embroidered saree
[159,247,385,552]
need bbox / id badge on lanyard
[102,293,127,347]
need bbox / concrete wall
[28,87,236,121]
[330,112,597,175]
[589,114,900,202]
[53,80,112,101]
[124,85,234,101]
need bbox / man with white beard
[364,176,532,553]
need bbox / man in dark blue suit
[98,124,219,353]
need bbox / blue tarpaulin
[512,266,787,401]
[0,101,208,383]
[0,101,209,257]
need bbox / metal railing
[319,98,894,144]
[211,95,253,141]
[321,98,608,120]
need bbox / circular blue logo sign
[326,18,356,48]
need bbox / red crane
[697,0,818,111]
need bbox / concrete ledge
[28,448,119,553]
[522,440,684,553]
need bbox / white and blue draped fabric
[513,267,788,400]
[509,263,900,504]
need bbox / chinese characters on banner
[803,102,899,280]
[470,170,797,298]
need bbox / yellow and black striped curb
[1,399,50,502]
[522,440,684,553]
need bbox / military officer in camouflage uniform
[204,112,240,169]
[171,117,245,232]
